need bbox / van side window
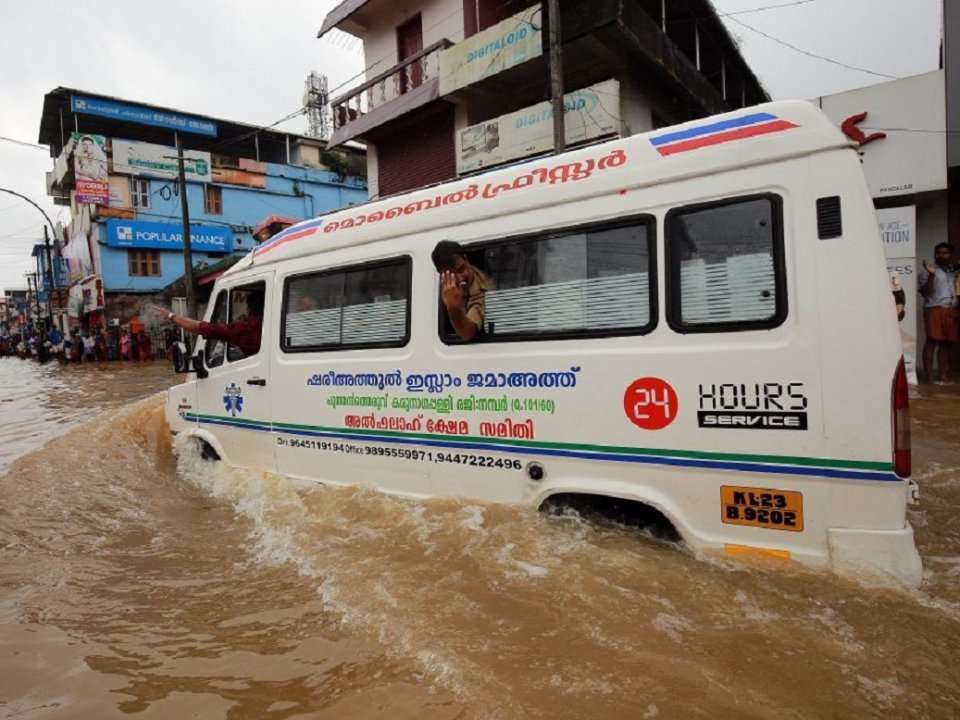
[282,257,411,352]
[441,217,655,343]
[205,291,227,368]
[226,282,265,362]
[667,195,785,332]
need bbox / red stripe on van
[656,120,799,156]
[254,227,319,256]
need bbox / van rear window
[440,216,656,343]
[281,257,411,352]
[666,195,785,332]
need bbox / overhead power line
[0,136,48,151]
[725,15,897,79]
[717,0,818,17]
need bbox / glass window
[282,257,411,352]
[667,195,784,331]
[130,178,150,209]
[205,291,227,368]
[441,218,655,343]
[128,250,160,277]
[204,185,223,215]
[226,282,265,362]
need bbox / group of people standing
[0,325,169,364]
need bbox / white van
[165,100,922,586]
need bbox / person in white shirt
[918,242,959,384]
[81,332,96,362]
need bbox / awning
[317,0,369,39]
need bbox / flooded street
[1,358,959,719]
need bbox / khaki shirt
[465,270,495,331]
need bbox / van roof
[227,100,850,276]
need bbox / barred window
[667,195,785,332]
[441,217,655,343]
[282,257,411,352]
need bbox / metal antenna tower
[303,72,330,140]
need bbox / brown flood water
[1,356,959,719]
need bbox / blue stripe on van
[184,414,900,483]
[649,112,779,146]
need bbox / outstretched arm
[149,304,202,335]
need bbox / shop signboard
[817,71,947,197]
[439,5,542,95]
[81,277,104,313]
[71,94,217,137]
[112,139,212,182]
[72,132,109,204]
[877,205,918,383]
[105,219,231,253]
[457,79,620,173]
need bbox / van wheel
[539,493,681,542]
[196,439,220,462]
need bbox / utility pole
[546,0,565,153]
[43,225,56,330]
[174,133,198,321]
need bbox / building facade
[813,69,951,382]
[319,0,768,198]
[38,88,367,331]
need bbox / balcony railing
[331,39,453,132]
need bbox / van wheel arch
[182,429,224,463]
[197,438,220,462]
[537,491,683,543]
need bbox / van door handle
[246,378,267,387]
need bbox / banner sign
[71,95,218,137]
[112,139,212,182]
[457,79,620,173]
[63,230,95,282]
[72,132,109,204]
[105,219,231,253]
[439,4,542,95]
[877,206,918,383]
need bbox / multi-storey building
[319,0,767,198]
[37,88,368,330]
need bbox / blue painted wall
[98,164,367,293]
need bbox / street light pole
[174,133,198,321]
[0,187,57,239]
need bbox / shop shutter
[377,105,456,197]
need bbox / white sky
[0,0,943,292]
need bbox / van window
[205,291,227,368]
[282,257,411,352]
[667,195,785,332]
[226,282,265,362]
[441,217,655,343]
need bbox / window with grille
[130,178,150,209]
[204,185,223,215]
[127,249,160,277]
[440,217,656,343]
[666,195,785,332]
[282,257,411,352]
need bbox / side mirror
[172,342,189,373]
[192,353,209,379]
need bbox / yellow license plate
[721,486,803,532]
